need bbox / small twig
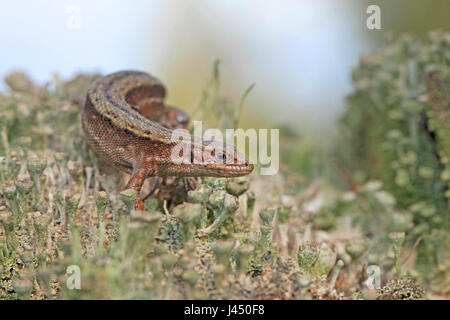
[162,200,169,216]
[401,236,423,265]
[234,83,255,128]
[142,178,160,201]
[331,158,358,191]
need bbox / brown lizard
[81,70,253,209]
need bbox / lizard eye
[216,153,226,163]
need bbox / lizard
[81,70,254,210]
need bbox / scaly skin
[82,71,253,209]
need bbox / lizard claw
[135,198,145,210]
[183,177,199,192]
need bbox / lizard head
[163,138,254,177]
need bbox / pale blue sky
[0,0,374,134]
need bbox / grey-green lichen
[1,47,448,300]
[339,30,449,281]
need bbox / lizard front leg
[183,177,199,192]
[125,169,147,210]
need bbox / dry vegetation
[0,31,448,300]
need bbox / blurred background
[0,1,449,298]
[1,0,449,137]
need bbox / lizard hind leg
[125,169,147,210]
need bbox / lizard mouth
[202,161,254,177]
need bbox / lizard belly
[82,99,135,173]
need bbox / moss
[339,31,449,278]
[1,58,446,299]
[377,276,424,300]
